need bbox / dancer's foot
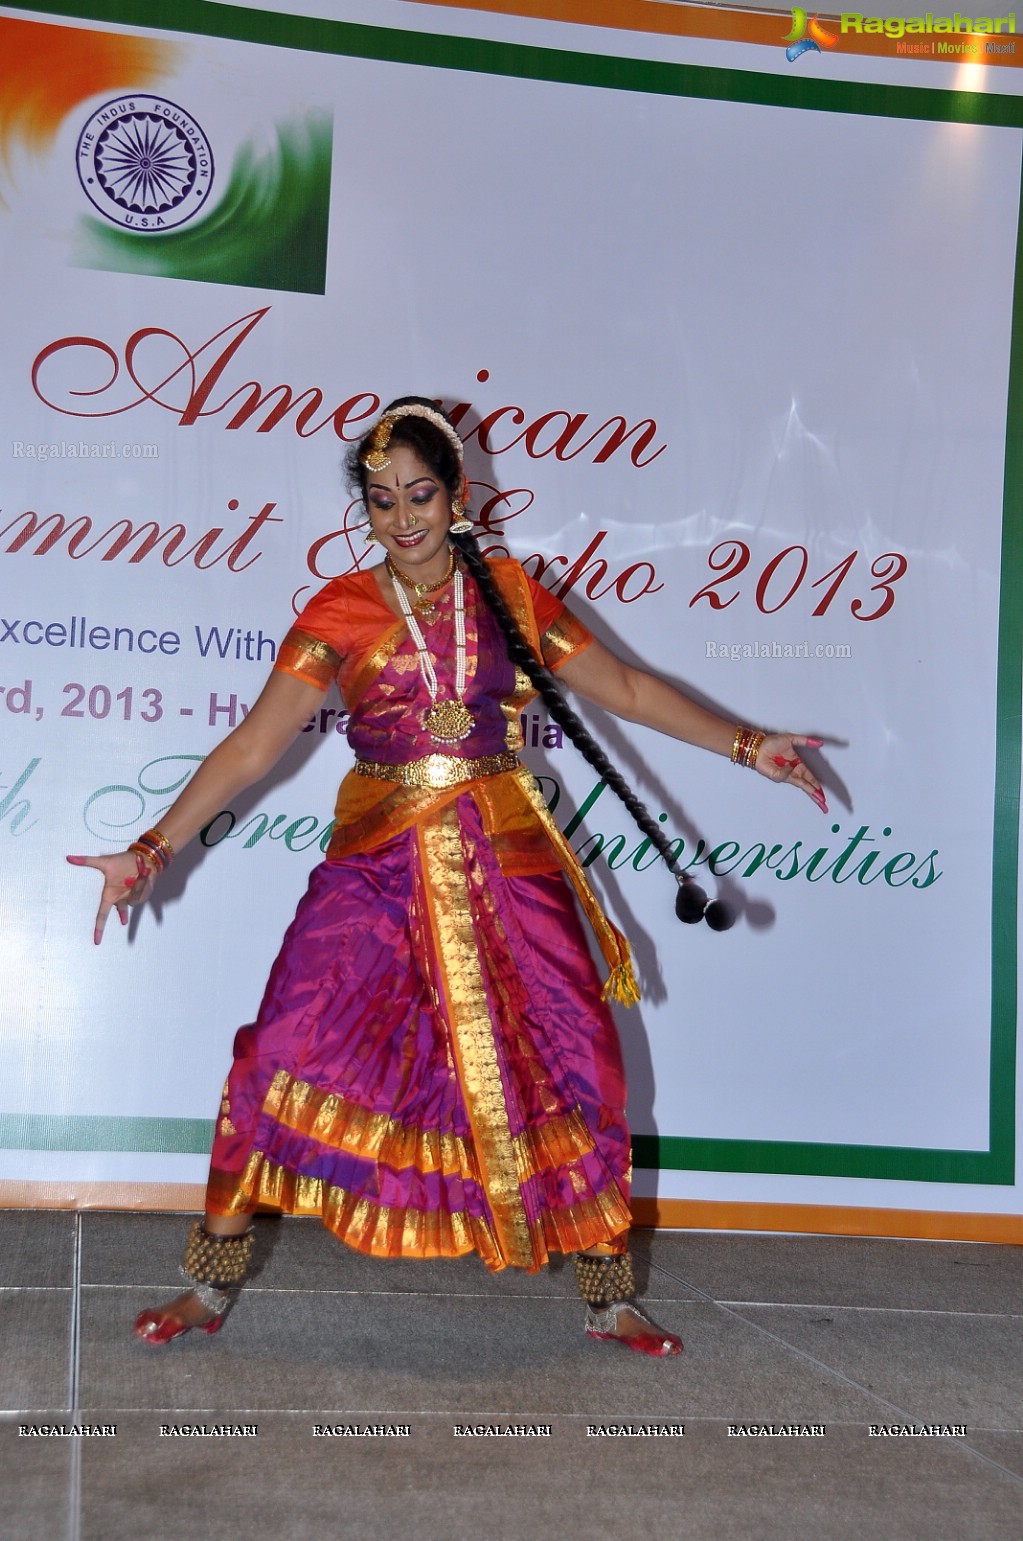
[585,1300,682,1357]
[134,1289,224,1345]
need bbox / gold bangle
[731,726,765,769]
[141,826,175,861]
[744,730,766,769]
[129,827,174,875]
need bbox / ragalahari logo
[784,8,839,60]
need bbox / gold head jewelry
[361,403,465,472]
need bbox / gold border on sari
[417,804,536,1270]
[276,628,342,690]
[343,619,407,712]
[539,611,591,670]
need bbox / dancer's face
[366,443,454,585]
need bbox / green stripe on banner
[630,1136,1009,1185]
[11,0,1023,129]
[6,0,1022,1183]
[0,1114,215,1154]
[986,147,1023,1185]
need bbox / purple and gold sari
[206,559,637,1272]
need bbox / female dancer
[69,398,825,1357]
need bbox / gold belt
[354,751,520,790]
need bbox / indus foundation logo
[76,96,215,232]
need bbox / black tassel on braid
[451,531,732,931]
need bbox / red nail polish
[66,855,85,865]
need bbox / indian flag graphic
[0,16,333,294]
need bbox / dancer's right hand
[66,851,157,945]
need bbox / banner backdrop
[1,1,1021,1237]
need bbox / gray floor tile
[651,1422,1023,1541]
[80,1212,699,1300]
[638,1232,1023,1314]
[10,1217,1023,1539]
[77,1287,891,1424]
[77,1413,688,1541]
[731,1304,1023,1431]
[963,1431,1023,1480]
[0,1211,75,1287]
[0,1291,71,1411]
[68,1415,1023,1541]
[0,1417,74,1541]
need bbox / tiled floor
[1,1214,1021,1539]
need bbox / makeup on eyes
[369,479,438,510]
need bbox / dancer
[69,397,825,1357]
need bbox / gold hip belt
[353,751,520,790]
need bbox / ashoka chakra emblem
[76,96,214,231]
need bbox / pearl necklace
[389,555,475,742]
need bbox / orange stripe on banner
[406,1,1023,68]
[0,18,179,164]
[3,1183,1020,1245]
[631,1197,1023,1244]
[0,1181,207,1211]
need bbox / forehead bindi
[368,458,438,493]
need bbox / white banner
[1,2,1020,1231]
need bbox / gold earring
[364,527,378,545]
[450,498,472,535]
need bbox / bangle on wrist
[129,826,174,875]
[730,725,766,770]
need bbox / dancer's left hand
[756,734,828,813]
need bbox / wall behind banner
[1,2,1021,1239]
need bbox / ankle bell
[180,1220,254,1316]
[573,1249,636,1309]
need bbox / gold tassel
[514,772,642,1008]
[602,957,640,1008]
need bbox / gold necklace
[386,549,455,616]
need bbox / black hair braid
[451,532,731,930]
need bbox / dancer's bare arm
[68,671,326,941]
[558,637,825,809]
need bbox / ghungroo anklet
[573,1249,636,1307]
[575,1248,683,1356]
[180,1220,253,1316]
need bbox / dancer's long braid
[452,531,730,929]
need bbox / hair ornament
[360,403,465,472]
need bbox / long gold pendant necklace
[387,552,475,742]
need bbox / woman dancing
[69,397,825,1357]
